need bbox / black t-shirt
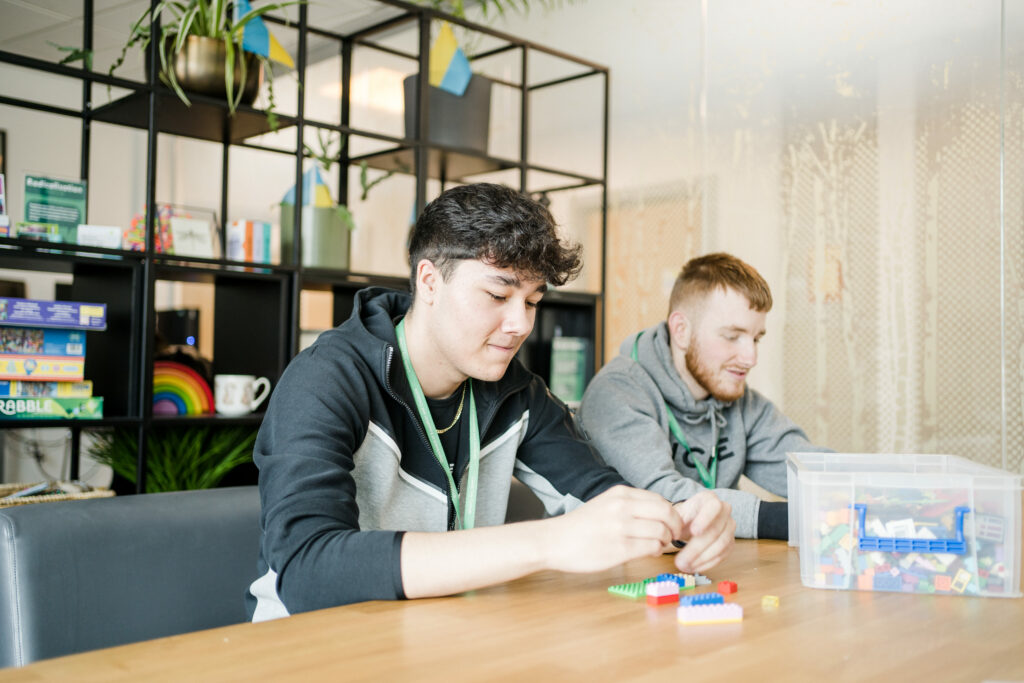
[425,381,468,482]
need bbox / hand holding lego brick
[541,485,686,573]
[672,491,735,573]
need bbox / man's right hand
[540,485,686,573]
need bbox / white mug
[215,374,271,416]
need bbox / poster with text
[23,174,86,242]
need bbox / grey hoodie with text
[578,321,824,538]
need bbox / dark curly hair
[408,183,582,295]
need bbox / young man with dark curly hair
[248,184,734,621]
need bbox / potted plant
[88,425,258,493]
[280,130,400,269]
[109,0,301,128]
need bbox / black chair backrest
[0,486,260,668]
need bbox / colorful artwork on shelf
[152,360,214,416]
[123,204,218,256]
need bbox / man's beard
[685,339,746,402]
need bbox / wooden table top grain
[3,539,1023,682]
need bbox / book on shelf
[0,296,107,330]
[548,336,594,408]
[0,396,103,420]
[0,327,85,356]
[227,219,279,264]
[0,379,92,398]
[0,354,85,381]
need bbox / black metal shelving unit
[0,0,609,491]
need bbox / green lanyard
[632,333,717,489]
[396,319,480,530]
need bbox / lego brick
[645,580,680,606]
[646,593,679,606]
[951,568,972,594]
[677,603,744,626]
[679,592,724,607]
[608,578,654,599]
[717,581,738,595]
[872,574,901,591]
[761,595,779,609]
[654,573,695,590]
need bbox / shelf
[0,240,144,269]
[355,145,515,183]
[0,417,141,429]
[300,269,408,291]
[150,414,264,427]
[154,261,293,283]
[542,289,600,305]
[355,145,603,192]
[92,91,295,144]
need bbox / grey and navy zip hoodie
[247,287,626,621]
[578,321,826,540]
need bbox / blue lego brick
[679,592,725,607]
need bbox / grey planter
[403,74,492,154]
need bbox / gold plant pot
[165,35,263,106]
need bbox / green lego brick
[608,578,655,599]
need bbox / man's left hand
[671,491,735,573]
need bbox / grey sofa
[0,486,261,668]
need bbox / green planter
[279,204,351,269]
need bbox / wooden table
[3,540,1023,682]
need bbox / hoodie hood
[319,286,534,426]
[619,321,735,426]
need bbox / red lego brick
[717,580,738,595]
[647,593,680,606]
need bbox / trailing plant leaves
[49,42,93,70]
[87,426,257,493]
[358,161,399,202]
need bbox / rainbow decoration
[152,361,214,416]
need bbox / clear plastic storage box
[787,453,1022,598]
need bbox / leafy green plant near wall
[88,426,258,493]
